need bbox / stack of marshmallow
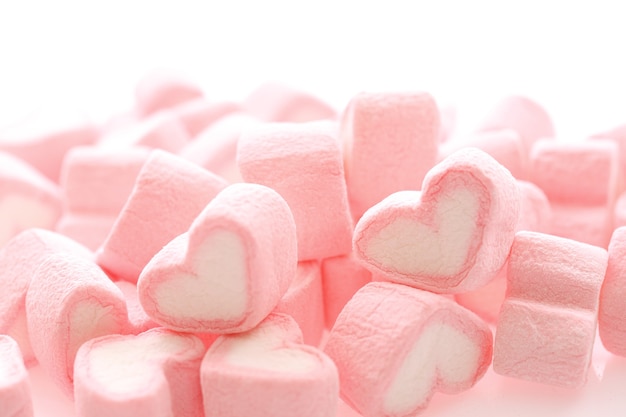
[1,71,625,417]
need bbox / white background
[1,0,625,139]
[3,1,626,416]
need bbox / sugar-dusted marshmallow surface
[274,260,325,346]
[477,95,555,151]
[57,146,151,250]
[238,121,353,260]
[244,82,337,123]
[138,182,297,333]
[354,148,520,293]
[135,71,204,117]
[325,282,492,417]
[341,91,440,220]
[96,149,228,283]
[493,231,608,388]
[74,328,205,417]
[0,229,92,366]
[0,335,33,417]
[26,253,129,395]
[530,139,619,247]
[0,151,63,247]
[440,128,528,179]
[530,139,618,206]
[599,226,626,357]
[455,180,552,322]
[201,313,339,417]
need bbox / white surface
[3,0,626,415]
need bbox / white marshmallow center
[89,333,192,394]
[365,188,480,276]
[383,324,481,415]
[69,300,123,380]
[155,229,247,320]
[224,324,317,373]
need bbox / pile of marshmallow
[1,72,626,417]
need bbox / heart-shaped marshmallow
[353,148,520,293]
[96,149,228,283]
[138,182,297,334]
[74,328,205,417]
[26,253,129,395]
[324,282,492,417]
[0,335,33,417]
[0,229,93,366]
[494,231,608,388]
[201,313,339,417]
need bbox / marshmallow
[238,121,353,260]
[440,128,527,179]
[274,261,325,346]
[96,150,228,283]
[455,180,551,322]
[324,282,492,417]
[354,148,520,293]
[477,95,555,151]
[74,328,205,417]
[138,182,297,334]
[0,335,33,417]
[530,139,618,206]
[201,313,339,417]
[26,253,129,395]
[0,151,63,247]
[244,82,337,122]
[0,229,92,366]
[169,98,241,138]
[180,113,260,183]
[599,227,626,357]
[99,112,189,153]
[341,91,440,220]
[493,231,607,388]
[321,252,372,329]
[0,112,99,182]
[135,71,204,117]
[57,146,151,250]
[530,139,619,247]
